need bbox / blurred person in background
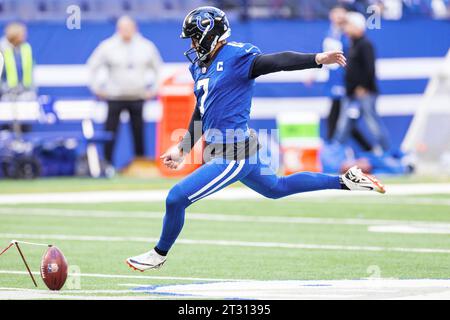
[87,15,163,168]
[323,4,372,151]
[0,22,36,133]
[334,11,390,155]
[0,22,36,102]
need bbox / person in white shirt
[87,16,163,166]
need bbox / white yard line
[0,293,153,300]
[0,287,135,294]
[1,207,449,228]
[369,225,450,235]
[0,287,161,300]
[0,183,449,204]
[302,197,450,206]
[0,233,449,254]
[0,270,252,282]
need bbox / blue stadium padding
[8,19,448,65]
[38,87,93,98]
[37,79,430,99]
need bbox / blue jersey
[189,42,261,144]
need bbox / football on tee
[40,246,68,291]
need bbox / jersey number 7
[197,78,209,116]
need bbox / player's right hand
[160,146,185,170]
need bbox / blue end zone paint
[131,281,334,299]
[132,282,208,298]
[132,285,196,298]
[131,282,257,300]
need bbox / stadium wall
[1,19,448,168]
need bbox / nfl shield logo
[47,263,59,273]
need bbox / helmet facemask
[184,33,220,64]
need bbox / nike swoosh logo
[129,259,157,267]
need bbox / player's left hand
[315,51,347,67]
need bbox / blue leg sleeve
[156,159,250,252]
[241,160,341,199]
[156,185,190,252]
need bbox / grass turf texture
[0,174,449,194]
[0,177,449,298]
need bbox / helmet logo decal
[196,14,214,32]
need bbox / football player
[127,6,385,271]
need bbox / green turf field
[0,177,449,299]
